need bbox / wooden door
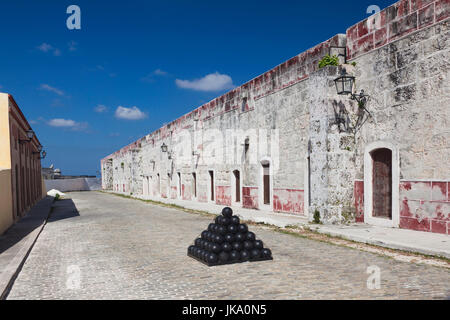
[372,148,392,219]
[263,164,270,205]
[209,171,214,201]
[234,170,240,202]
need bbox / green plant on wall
[313,209,321,224]
[318,54,339,68]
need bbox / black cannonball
[227,224,238,234]
[243,240,253,251]
[197,248,204,258]
[224,233,234,243]
[250,249,261,259]
[217,216,225,225]
[215,216,221,224]
[211,243,221,253]
[208,223,215,232]
[207,242,214,252]
[188,245,195,255]
[206,231,213,242]
[200,240,207,250]
[212,224,219,233]
[222,207,233,218]
[214,234,224,244]
[217,225,227,235]
[238,224,248,233]
[220,217,230,226]
[240,250,250,261]
[235,232,246,242]
[261,248,272,259]
[230,216,240,225]
[232,242,242,251]
[254,240,264,250]
[202,251,209,261]
[229,250,240,261]
[201,230,208,239]
[195,238,202,247]
[219,252,229,263]
[221,242,232,252]
[246,232,256,241]
[207,253,218,264]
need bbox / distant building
[42,165,95,180]
[0,93,45,235]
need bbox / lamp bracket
[329,46,347,64]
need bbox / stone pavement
[6,192,450,299]
[0,196,54,299]
[131,192,450,259]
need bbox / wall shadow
[0,198,80,255]
[47,199,80,223]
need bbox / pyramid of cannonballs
[187,207,273,266]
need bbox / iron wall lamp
[19,129,35,144]
[334,69,370,110]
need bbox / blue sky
[0,0,393,176]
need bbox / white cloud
[47,118,75,127]
[47,118,88,131]
[37,43,53,52]
[37,43,61,56]
[68,40,78,51]
[141,69,169,83]
[115,106,148,120]
[40,84,64,96]
[175,72,234,92]
[153,69,168,76]
[94,104,108,113]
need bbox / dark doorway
[209,170,214,201]
[177,172,181,197]
[263,164,270,205]
[371,148,392,219]
[192,173,197,198]
[233,170,240,202]
[157,173,160,195]
[15,165,19,217]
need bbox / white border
[364,141,400,228]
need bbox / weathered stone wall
[102,0,449,234]
[102,33,346,218]
[329,0,449,233]
[349,15,450,233]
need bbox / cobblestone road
[7,192,450,299]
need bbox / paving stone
[6,192,450,300]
